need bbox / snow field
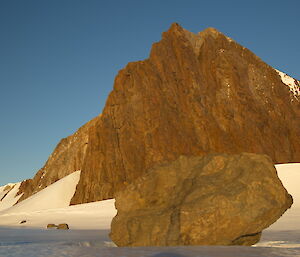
[0,170,116,229]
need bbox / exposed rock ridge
[16,115,100,203]
[70,23,300,204]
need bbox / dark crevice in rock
[231,231,262,245]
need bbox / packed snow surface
[0,164,299,256]
[0,200,116,229]
[2,170,81,213]
[0,170,116,229]
[0,228,299,257]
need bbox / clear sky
[0,0,299,185]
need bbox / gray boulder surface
[110,153,292,246]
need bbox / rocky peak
[16,23,300,205]
[70,23,299,204]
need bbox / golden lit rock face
[17,23,300,205]
[71,23,299,204]
[110,153,293,246]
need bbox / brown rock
[47,223,57,229]
[110,153,293,247]
[57,223,69,230]
[3,185,13,192]
[71,23,300,204]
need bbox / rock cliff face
[71,23,300,204]
[16,116,100,202]
[17,23,300,205]
[110,153,293,246]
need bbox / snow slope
[0,199,116,229]
[0,182,22,212]
[2,170,81,213]
[0,164,298,231]
[0,170,116,229]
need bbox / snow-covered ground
[0,228,299,257]
[0,164,299,256]
[0,170,116,229]
[0,200,116,230]
[2,171,81,214]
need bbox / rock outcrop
[47,224,57,229]
[110,153,293,246]
[16,23,300,205]
[71,23,300,204]
[47,223,69,229]
[57,223,69,230]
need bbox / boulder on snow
[110,153,293,247]
[47,224,58,229]
[57,223,69,230]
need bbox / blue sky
[0,0,299,185]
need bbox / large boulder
[110,153,292,246]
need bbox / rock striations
[110,153,293,246]
[17,23,300,204]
